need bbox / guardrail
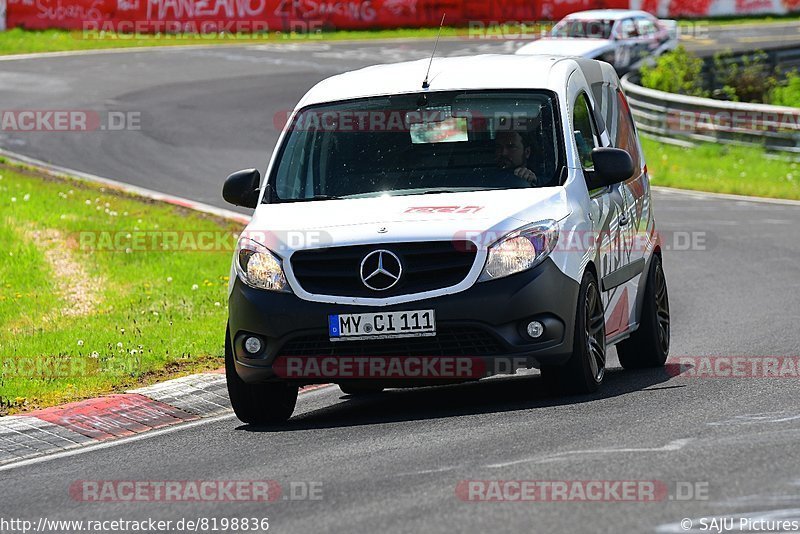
[621,73,800,155]
[700,45,800,78]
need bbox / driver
[494,130,538,185]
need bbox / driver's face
[494,132,530,169]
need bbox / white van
[515,10,678,73]
[222,54,670,424]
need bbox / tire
[339,384,385,396]
[225,326,298,425]
[616,254,670,369]
[541,270,606,394]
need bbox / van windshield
[268,91,562,203]
[552,19,615,39]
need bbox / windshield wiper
[390,187,488,197]
[278,195,342,203]
[421,188,469,195]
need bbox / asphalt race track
[1,25,800,533]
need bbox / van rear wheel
[225,326,298,425]
[616,255,670,369]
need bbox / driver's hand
[514,166,538,185]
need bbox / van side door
[608,87,651,332]
[571,88,634,338]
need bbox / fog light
[244,336,263,354]
[526,321,544,339]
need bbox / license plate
[329,310,436,341]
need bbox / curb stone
[0,373,330,466]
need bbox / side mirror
[588,148,633,189]
[223,169,261,209]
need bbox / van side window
[635,17,657,37]
[618,18,637,39]
[614,89,642,173]
[572,93,599,170]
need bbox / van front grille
[290,241,477,297]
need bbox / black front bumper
[228,258,580,385]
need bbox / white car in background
[516,10,678,73]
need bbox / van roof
[297,54,584,109]
[563,9,652,20]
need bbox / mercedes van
[222,55,670,424]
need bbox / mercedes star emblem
[360,250,402,291]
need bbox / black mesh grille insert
[277,328,503,357]
[290,241,477,297]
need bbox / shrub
[640,46,709,97]
[770,71,800,108]
[711,50,777,103]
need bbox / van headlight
[478,220,559,282]
[235,238,291,292]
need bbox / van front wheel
[225,326,298,425]
[541,271,606,394]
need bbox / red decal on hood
[404,206,484,214]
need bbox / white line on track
[651,186,800,207]
[0,46,224,62]
[0,149,250,224]
[484,438,693,469]
[0,37,463,63]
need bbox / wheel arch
[583,260,599,283]
[632,247,663,332]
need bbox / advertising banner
[6,0,800,33]
[6,0,629,32]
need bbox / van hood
[244,187,569,256]
[515,38,613,59]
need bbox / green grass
[682,14,800,25]
[0,163,241,414]
[641,137,800,200]
[0,27,456,55]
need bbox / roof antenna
[422,13,446,89]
